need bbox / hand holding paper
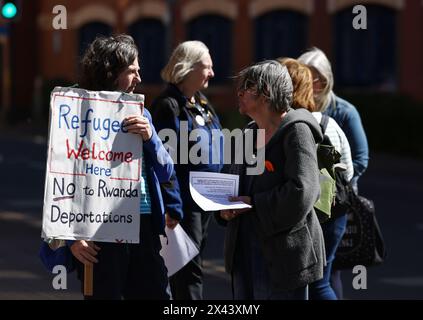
[159,224,199,276]
[189,172,252,212]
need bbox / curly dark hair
[79,34,139,91]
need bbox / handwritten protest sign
[42,87,144,243]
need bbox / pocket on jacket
[282,225,318,274]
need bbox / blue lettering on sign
[80,108,94,139]
[71,115,79,129]
[57,104,128,140]
[85,163,112,177]
[59,104,71,129]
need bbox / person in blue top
[298,47,370,299]
[68,34,174,299]
[151,40,223,300]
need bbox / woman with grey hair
[298,47,369,299]
[218,60,325,299]
[298,47,368,193]
[151,40,223,300]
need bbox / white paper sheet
[159,224,199,277]
[189,172,252,211]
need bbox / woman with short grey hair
[218,60,325,300]
[236,60,293,113]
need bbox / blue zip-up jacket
[324,95,369,186]
[142,108,174,235]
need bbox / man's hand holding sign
[124,114,153,142]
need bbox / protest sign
[42,87,144,243]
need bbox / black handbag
[333,194,387,270]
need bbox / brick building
[1,0,422,124]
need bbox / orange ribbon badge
[265,160,275,172]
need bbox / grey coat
[220,108,326,292]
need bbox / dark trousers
[329,181,360,300]
[169,211,211,300]
[76,215,170,300]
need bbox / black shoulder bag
[333,193,387,269]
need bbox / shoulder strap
[320,115,330,135]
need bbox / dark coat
[220,108,326,292]
[150,84,223,218]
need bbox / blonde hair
[298,47,335,112]
[277,57,315,112]
[161,40,209,84]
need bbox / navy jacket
[150,84,223,218]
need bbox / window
[78,22,112,59]
[129,18,166,84]
[255,10,308,62]
[334,5,397,89]
[188,15,233,84]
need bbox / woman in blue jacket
[68,35,174,299]
[299,47,370,299]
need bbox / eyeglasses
[313,76,327,87]
[238,80,259,95]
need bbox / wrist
[143,133,152,142]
